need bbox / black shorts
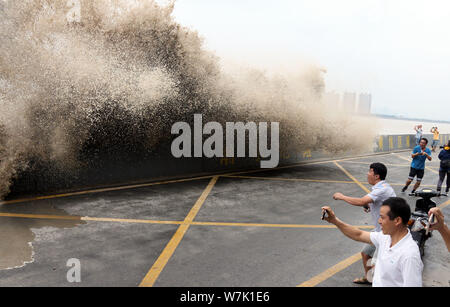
[408,167,425,181]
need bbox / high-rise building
[358,93,372,114]
[342,92,356,113]
[323,91,341,109]
[323,91,372,114]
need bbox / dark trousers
[437,170,450,191]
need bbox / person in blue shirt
[436,140,450,195]
[402,138,432,194]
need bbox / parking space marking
[339,160,410,167]
[439,199,450,210]
[221,175,435,188]
[139,176,219,287]
[0,149,420,287]
[0,212,83,222]
[225,175,435,188]
[0,212,374,230]
[191,221,374,229]
[389,183,435,187]
[297,252,362,287]
[0,163,350,206]
[0,151,404,207]
[334,162,371,194]
[0,176,217,206]
[227,152,405,177]
[298,160,447,287]
[0,212,183,225]
[296,162,371,287]
[222,175,355,184]
[82,216,181,225]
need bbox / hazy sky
[170,0,450,121]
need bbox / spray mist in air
[0,0,375,199]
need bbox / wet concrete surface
[0,203,84,271]
[0,150,449,286]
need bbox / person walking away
[437,140,450,196]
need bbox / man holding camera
[322,197,423,287]
[332,163,395,284]
[402,138,432,195]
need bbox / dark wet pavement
[0,150,449,286]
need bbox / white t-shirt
[367,181,396,231]
[370,230,423,287]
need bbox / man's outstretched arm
[322,206,372,244]
[333,193,373,207]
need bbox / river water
[361,116,450,136]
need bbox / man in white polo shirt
[322,197,423,287]
[332,162,396,284]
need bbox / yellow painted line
[0,212,374,230]
[389,183,435,187]
[224,160,333,177]
[223,152,402,177]
[439,199,450,210]
[222,175,355,184]
[297,252,362,287]
[393,153,439,174]
[226,176,433,188]
[333,152,406,162]
[296,162,370,287]
[0,151,400,206]
[339,161,410,167]
[392,152,413,160]
[425,167,439,175]
[0,212,183,225]
[139,176,219,287]
[183,177,219,223]
[82,217,181,225]
[299,159,439,288]
[0,212,82,221]
[191,221,374,230]
[226,175,437,187]
[0,175,217,206]
[0,160,353,206]
[333,162,371,194]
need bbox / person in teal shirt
[402,138,432,194]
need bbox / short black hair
[420,138,428,144]
[382,197,411,226]
[370,162,387,180]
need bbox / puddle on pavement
[0,202,85,270]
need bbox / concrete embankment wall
[7,134,450,198]
[375,133,449,152]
